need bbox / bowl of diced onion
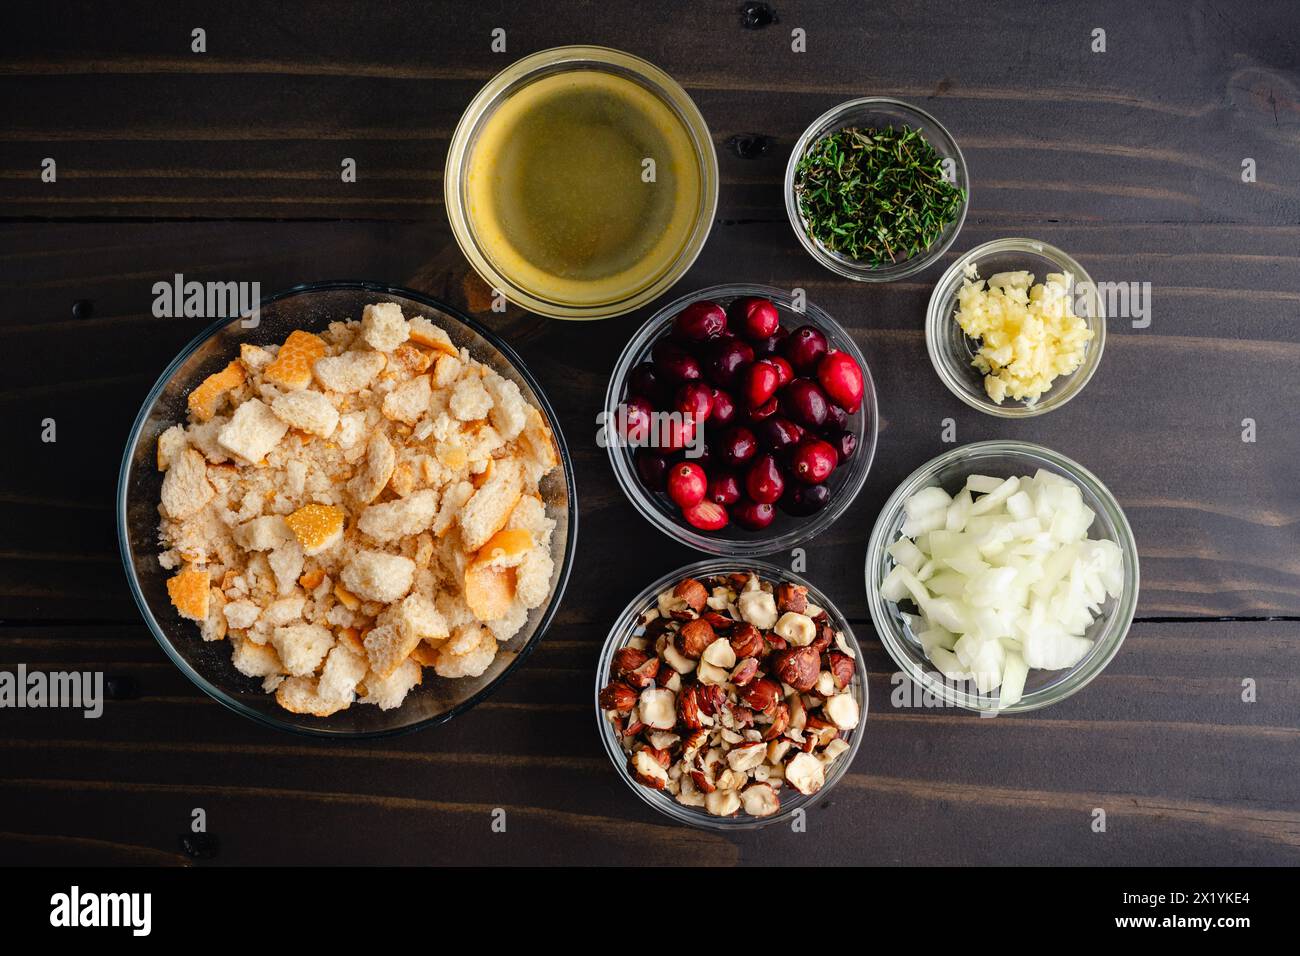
[865,440,1138,713]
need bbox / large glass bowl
[445,45,719,320]
[605,284,878,557]
[926,238,1106,417]
[865,441,1138,713]
[116,281,577,738]
[595,558,868,830]
[785,97,969,282]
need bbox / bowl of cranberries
[605,284,877,555]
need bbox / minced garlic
[953,267,1093,404]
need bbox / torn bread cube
[381,374,431,425]
[450,375,493,421]
[188,360,246,422]
[484,372,528,441]
[515,548,555,610]
[317,643,368,706]
[348,431,396,504]
[271,389,339,438]
[235,515,292,552]
[275,676,350,717]
[284,503,346,555]
[360,658,423,710]
[433,624,497,679]
[231,632,283,678]
[385,592,449,642]
[313,349,386,393]
[340,550,415,604]
[160,448,214,520]
[408,317,457,355]
[156,423,189,471]
[267,541,304,596]
[218,398,288,464]
[223,599,261,630]
[506,494,555,545]
[357,488,438,543]
[459,459,522,552]
[270,623,334,677]
[464,563,516,621]
[166,566,210,622]
[263,330,328,391]
[362,623,422,680]
[360,302,410,352]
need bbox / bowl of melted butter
[446,47,718,320]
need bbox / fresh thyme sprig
[793,125,966,267]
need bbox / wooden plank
[0,1,1296,221]
[0,219,1297,619]
[0,620,1294,865]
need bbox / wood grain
[0,0,1296,867]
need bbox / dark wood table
[2,0,1297,866]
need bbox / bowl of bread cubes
[118,281,576,737]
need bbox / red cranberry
[817,350,865,413]
[779,379,829,429]
[747,396,778,422]
[743,359,781,408]
[667,461,708,508]
[790,438,838,484]
[652,339,702,384]
[636,450,670,491]
[782,325,829,374]
[769,356,794,388]
[629,362,665,404]
[707,472,742,506]
[781,483,831,516]
[745,453,786,504]
[757,416,804,455]
[827,428,857,462]
[752,326,789,358]
[729,297,781,340]
[733,500,776,530]
[682,499,729,531]
[823,401,848,432]
[705,338,755,388]
[659,415,698,452]
[710,388,739,427]
[692,440,713,471]
[675,382,714,423]
[672,300,727,341]
[615,396,654,444]
[718,426,758,469]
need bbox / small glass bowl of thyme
[785,98,969,282]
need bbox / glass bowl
[865,440,1139,714]
[605,283,878,557]
[445,45,719,320]
[595,558,868,830]
[784,97,969,282]
[116,281,577,738]
[926,237,1106,417]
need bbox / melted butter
[465,70,701,309]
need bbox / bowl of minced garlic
[925,238,1105,418]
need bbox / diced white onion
[888,471,1123,704]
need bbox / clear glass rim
[115,279,579,739]
[864,440,1140,714]
[784,96,970,283]
[444,45,720,320]
[925,237,1108,418]
[604,283,878,557]
[595,557,868,830]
